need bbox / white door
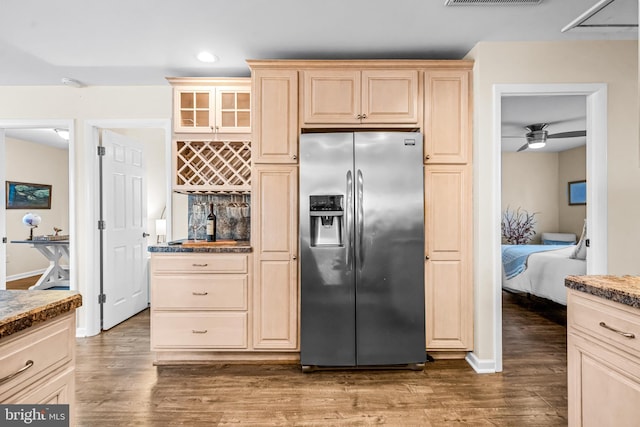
[101,130,148,330]
[0,130,6,289]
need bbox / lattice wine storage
[174,140,251,193]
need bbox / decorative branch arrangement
[501,207,538,245]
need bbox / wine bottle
[206,203,216,242]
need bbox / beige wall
[0,86,172,332]
[558,145,587,238]
[501,152,559,243]
[466,40,639,363]
[5,137,69,277]
[502,146,587,243]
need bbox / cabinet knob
[292,154,297,160]
[355,114,362,120]
[425,255,430,260]
[292,255,297,260]
[361,113,368,119]
[425,155,431,161]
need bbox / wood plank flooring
[5,275,39,290]
[75,292,567,426]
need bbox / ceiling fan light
[527,140,546,149]
[526,129,547,149]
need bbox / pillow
[570,220,587,260]
[541,232,577,245]
[543,239,574,246]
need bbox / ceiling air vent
[444,0,542,5]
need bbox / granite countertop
[0,290,83,339]
[565,275,640,309]
[148,240,252,253]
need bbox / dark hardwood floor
[74,291,567,426]
[5,275,39,290]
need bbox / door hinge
[98,220,106,230]
[98,294,106,304]
[2,237,6,244]
[97,146,106,156]
[585,238,590,247]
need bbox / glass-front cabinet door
[170,79,251,134]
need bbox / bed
[501,233,586,305]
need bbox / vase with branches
[502,207,538,245]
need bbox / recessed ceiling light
[61,77,84,88]
[197,51,218,63]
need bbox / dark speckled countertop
[0,290,82,339]
[565,275,640,309]
[148,240,252,253]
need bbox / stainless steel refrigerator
[300,132,426,370]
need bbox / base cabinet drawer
[0,313,74,401]
[152,275,248,310]
[152,312,248,349]
[152,254,248,274]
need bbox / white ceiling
[0,0,636,86]
[0,0,635,148]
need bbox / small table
[10,240,70,290]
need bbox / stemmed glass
[189,203,207,241]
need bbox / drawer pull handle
[0,360,34,385]
[192,291,208,296]
[192,263,208,267]
[192,329,208,334]
[599,322,636,339]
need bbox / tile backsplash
[187,194,250,241]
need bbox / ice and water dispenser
[309,195,344,247]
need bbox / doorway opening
[83,119,171,336]
[0,120,75,292]
[492,83,608,373]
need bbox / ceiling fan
[506,123,587,152]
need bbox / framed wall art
[5,181,52,209]
[568,180,586,206]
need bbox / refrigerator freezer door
[354,132,426,365]
[300,133,356,366]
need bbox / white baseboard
[465,352,497,374]
[6,269,46,282]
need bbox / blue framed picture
[568,180,586,205]
[5,181,52,209]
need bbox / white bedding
[502,245,586,305]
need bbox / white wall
[501,152,559,243]
[5,137,69,278]
[466,40,639,365]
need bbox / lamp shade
[155,219,167,236]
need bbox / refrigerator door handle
[346,170,353,271]
[356,169,364,269]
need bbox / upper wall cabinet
[424,70,471,164]
[168,78,251,134]
[251,69,299,164]
[302,69,419,126]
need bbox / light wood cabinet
[252,69,298,163]
[302,69,419,126]
[424,165,473,355]
[567,289,640,426]
[150,253,252,359]
[0,311,76,422]
[251,165,298,350]
[168,78,251,134]
[424,70,471,164]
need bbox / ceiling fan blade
[548,130,586,139]
[502,136,525,139]
[516,142,529,152]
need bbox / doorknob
[142,232,150,238]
